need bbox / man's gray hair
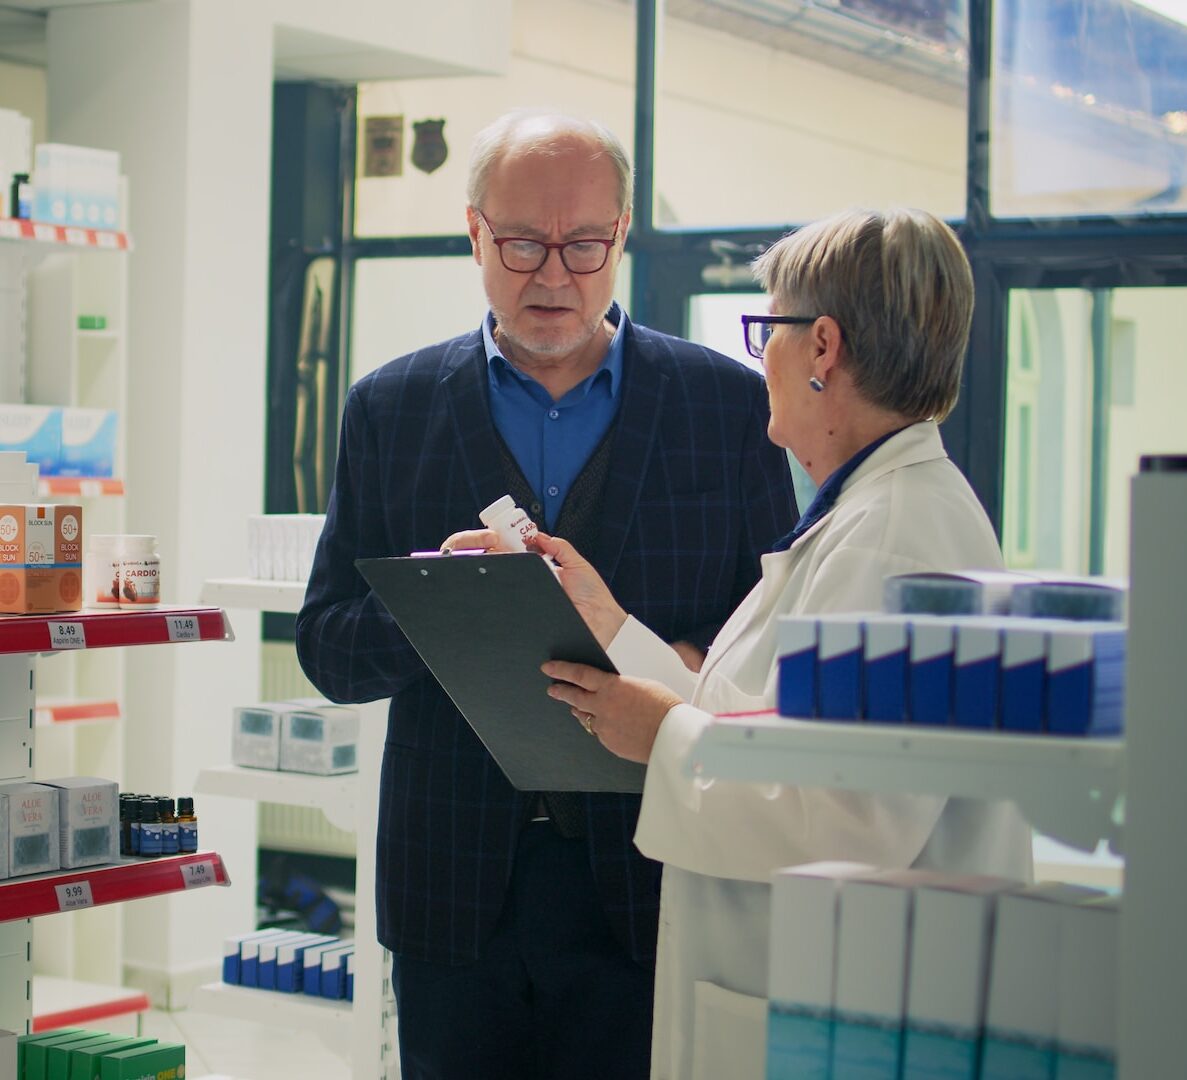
[753,207,974,422]
[467,109,634,215]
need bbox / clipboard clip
[409,547,489,558]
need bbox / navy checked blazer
[295,313,796,967]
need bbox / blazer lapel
[594,318,668,581]
[441,338,509,515]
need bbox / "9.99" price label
[55,880,94,911]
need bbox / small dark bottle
[139,797,164,857]
[177,797,198,854]
[9,173,31,220]
[126,796,144,856]
[158,796,180,856]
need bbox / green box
[98,1042,184,1080]
[69,1038,158,1080]
[17,1030,86,1078]
[47,1036,127,1080]
[23,1032,103,1080]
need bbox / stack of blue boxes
[222,928,355,1001]
[776,572,1127,735]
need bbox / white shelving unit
[193,576,395,1078]
[0,606,234,1036]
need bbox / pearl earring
[809,376,825,393]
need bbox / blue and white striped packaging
[862,615,910,724]
[817,617,862,721]
[952,620,1002,729]
[1045,623,1127,736]
[302,939,345,997]
[776,616,818,718]
[275,933,338,993]
[908,619,955,726]
[319,943,356,999]
[222,929,287,985]
[999,621,1048,733]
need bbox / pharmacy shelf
[189,982,352,1043]
[0,217,131,250]
[34,697,121,726]
[200,578,306,615]
[688,712,1123,853]
[0,605,232,655]
[32,975,149,1032]
[38,476,125,498]
[195,764,357,832]
[0,851,230,922]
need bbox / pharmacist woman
[534,209,1034,1080]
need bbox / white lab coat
[607,421,1034,1080]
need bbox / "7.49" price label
[180,858,217,889]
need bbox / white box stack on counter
[232,699,359,775]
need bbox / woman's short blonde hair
[752,208,973,422]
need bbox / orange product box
[0,503,83,613]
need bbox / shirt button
[548,409,559,420]
[530,502,543,516]
[547,485,560,497]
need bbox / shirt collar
[483,302,626,397]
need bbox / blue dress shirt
[483,304,626,530]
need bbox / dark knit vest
[497,421,618,838]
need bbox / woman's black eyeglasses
[741,314,822,360]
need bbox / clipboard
[356,552,646,793]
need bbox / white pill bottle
[118,534,161,609]
[479,495,538,552]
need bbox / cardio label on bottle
[119,557,160,607]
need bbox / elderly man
[296,109,795,1080]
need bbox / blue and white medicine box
[240,930,308,988]
[1045,623,1127,736]
[55,408,117,478]
[951,619,1002,729]
[862,615,909,724]
[302,939,345,997]
[776,616,818,718]
[768,862,874,1080]
[908,618,955,726]
[0,405,61,476]
[276,934,338,993]
[231,703,289,770]
[981,882,1106,1080]
[280,703,359,775]
[1010,574,1127,624]
[222,928,288,985]
[816,617,862,721]
[319,943,355,999]
[346,951,355,1001]
[999,621,1048,733]
[902,875,1021,1080]
[884,570,1032,617]
[257,931,321,991]
[1055,895,1119,1079]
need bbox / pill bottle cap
[479,495,516,526]
[88,534,123,554]
[138,797,160,823]
[157,796,175,817]
[178,797,195,815]
[120,534,158,556]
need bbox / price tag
[79,480,101,498]
[50,621,87,650]
[180,858,217,889]
[0,219,20,239]
[55,880,94,911]
[33,223,57,243]
[64,227,87,246]
[167,615,200,642]
[96,230,118,249]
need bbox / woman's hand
[531,533,628,649]
[542,660,683,764]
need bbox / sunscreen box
[0,503,84,613]
[42,776,119,869]
[1045,623,1127,736]
[281,703,359,775]
[276,933,338,993]
[231,703,289,770]
[0,781,60,875]
[768,862,874,1080]
[862,615,910,724]
[908,618,955,726]
[776,616,818,719]
[951,619,1002,729]
[816,617,862,721]
[832,869,946,1077]
[1055,895,1119,1078]
[902,875,1022,1079]
[981,882,1106,1080]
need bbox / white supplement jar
[118,534,161,609]
[84,533,123,609]
[479,495,538,552]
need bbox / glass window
[354,0,637,239]
[1001,286,1187,578]
[654,0,969,228]
[991,0,1187,218]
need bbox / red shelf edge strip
[33,993,151,1032]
